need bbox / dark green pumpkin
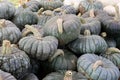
[12,11,38,30]
[44,14,81,45]
[0,40,30,79]
[68,30,108,55]
[0,19,21,45]
[0,1,15,20]
[19,25,58,60]
[21,73,39,80]
[77,53,120,80]
[43,70,88,80]
[47,49,77,71]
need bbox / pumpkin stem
[2,40,11,55]
[77,13,81,17]
[22,3,27,8]
[64,70,72,80]
[0,19,6,28]
[88,0,94,4]
[101,32,107,38]
[106,47,120,54]
[54,8,62,12]
[80,18,86,24]
[25,25,42,39]
[57,18,63,34]
[84,30,91,36]
[49,49,64,62]
[37,8,44,16]
[92,60,103,70]
[114,5,120,21]
[0,75,3,80]
[42,10,53,16]
[89,9,95,17]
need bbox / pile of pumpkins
[0,0,120,80]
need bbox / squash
[0,1,15,20]
[44,14,81,45]
[0,40,30,79]
[21,73,39,80]
[77,53,120,80]
[19,25,58,60]
[68,30,108,55]
[0,19,21,45]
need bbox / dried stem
[57,18,63,34]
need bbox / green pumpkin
[19,25,58,61]
[47,49,77,71]
[21,73,39,80]
[0,1,15,20]
[77,53,120,80]
[43,70,89,80]
[44,14,81,45]
[0,40,30,79]
[0,19,21,45]
[68,30,108,55]
[12,11,38,30]
[0,70,16,80]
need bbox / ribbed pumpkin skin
[48,50,77,71]
[68,34,108,55]
[77,54,120,80]
[43,70,88,80]
[0,70,17,80]
[0,47,30,79]
[0,20,21,44]
[44,14,81,45]
[37,0,63,10]
[80,17,101,35]
[18,36,58,60]
[21,73,39,80]
[12,11,38,30]
[0,1,15,20]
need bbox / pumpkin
[19,25,58,60]
[0,70,16,80]
[43,70,89,80]
[0,19,21,45]
[44,14,81,46]
[36,0,63,10]
[68,30,108,55]
[78,0,103,14]
[21,73,39,80]
[0,40,30,79]
[77,53,120,80]
[47,49,77,71]
[0,1,15,20]
[79,17,101,35]
[12,11,38,30]
[101,47,120,68]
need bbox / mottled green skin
[68,34,108,55]
[0,47,30,79]
[48,49,77,71]
[37,0,63,10]
[13,11,38,30]
[0,70,17,80]
[18,36,58,60]
[44,14,81,45]
[0,1,15,20]
[77,54,120,80]
[43,70,88,80]
[0,20,21,45]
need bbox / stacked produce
[0,0,119,79]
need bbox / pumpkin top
[106,47,120,54]
[84,30,91,36]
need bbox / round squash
[19,25,58,60]
[44,14,81,45]
[0,40,30,79]
[0,19,21,45]
[77,53,120,80]
[68,30,108,55]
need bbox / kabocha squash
[68,30,107,55]
[0,0,15,20]
[0,19,21,45]
[19,25,58,60]
[43,70,88,80]
[101,47,120,68]
[21,73,39,80]
[36,0,63,10]
[79,17,101,35]
[44,14,81,45]
[48,49,77,71]
[13,11,38,30]
[0,40,30,79]
[0,70,16,80]
[77,53,120,80]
